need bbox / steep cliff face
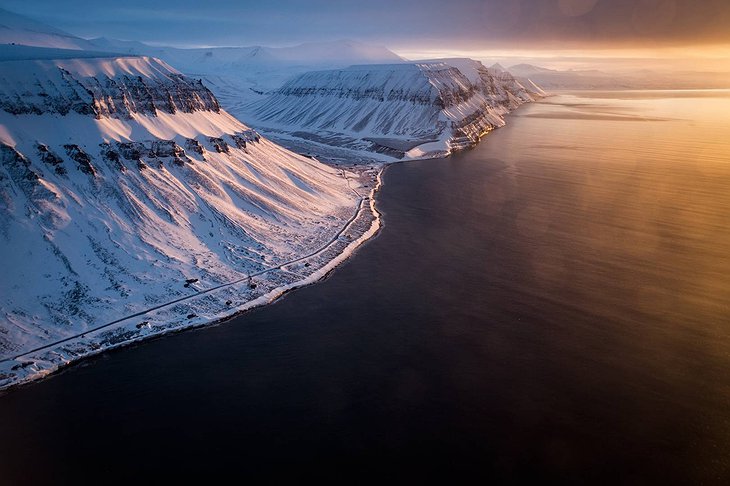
[253,64,443,138]
[0,56,220,117]
[244,59,544,162]
[0,50,361,368]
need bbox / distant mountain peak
[0,7,95,50]
[508,63,556,75]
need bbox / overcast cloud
[1,0,729,50]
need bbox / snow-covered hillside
[0,7,96,50]
[243,59,544,163]
[86,39,406,110]
[0,47,378,388]
[1,8,405,108]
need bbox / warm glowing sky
[2,0,730,71]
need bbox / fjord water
[1,91,730,484]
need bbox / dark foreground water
[2,91,730,484]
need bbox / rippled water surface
[1,90,729,484]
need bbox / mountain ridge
[243,58,543,163]
[0,45,378,389]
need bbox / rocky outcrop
[230,130,260,149]
[36,143,66,175]
[0,143,57,206]
[208,137,230,154]
[63,144,95,175]
[185,138,205,158]
[0,57,220,118]
[99,143,125,172]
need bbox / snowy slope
[0,47,367,379]
[87,38,406,109]
[0,7,96,50]
[1,8,404,108]
[243,59,544,163]
[88,38,403,68]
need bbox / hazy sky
[2,0,730,69]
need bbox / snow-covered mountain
[0,45,378,388]
[243,59,544,163]
[1,8,404,108]
[88,38,403,67]
[86,38,406,110]
[0,7,96,50]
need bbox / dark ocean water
[1,91,729,484]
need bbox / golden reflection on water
[504,91,730,324]
[474,91,730,460]
[462,91,730,479]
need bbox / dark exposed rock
[115,142,150,160]
[209,137,230,154]
[145,140,192,166]
[99,143,125,172]
[231,134,247,149]
[367,141,405,159]
[36,143,66,175]
[1,143,40,186]
[231,129,261,149]
[185,138,205,158]
[63,145,96,175]
[0,65,221,118]
[151,140,185,158]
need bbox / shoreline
[0,96,542,393]
[0,167,385,392]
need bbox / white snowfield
[1,6,407,110]
[0,8,97,51]
[0,49,380,389]
[86,37,407,111]
[244,58,544,163]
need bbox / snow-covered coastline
[0,165,383,391]
[0,67,544,391]
[0,12,546,391]
[0,48,380,390]
[242,59,544,164]
[0,56,544,391]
